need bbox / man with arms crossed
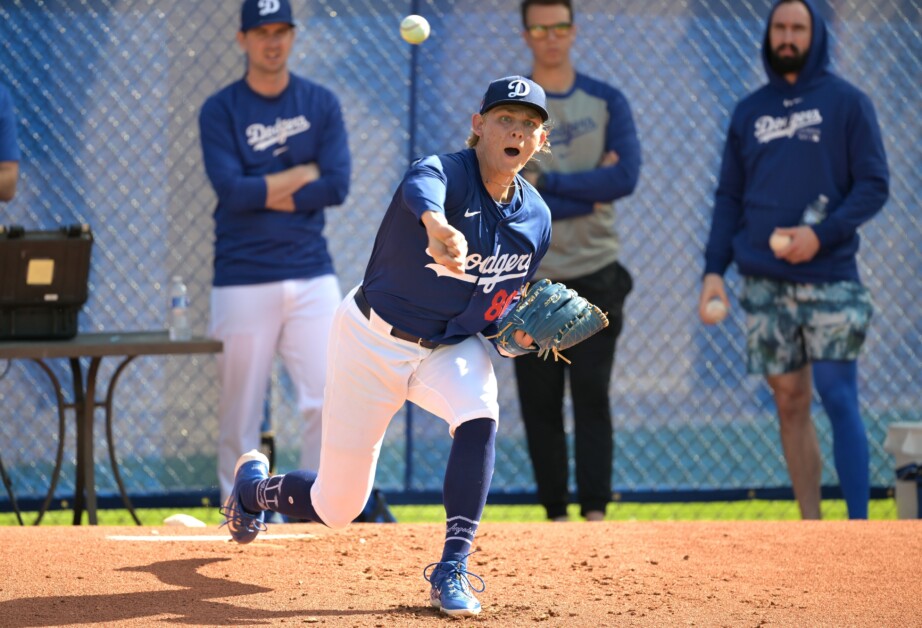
[517,0,641,523]
[199,0,351,501]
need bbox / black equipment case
[0,224,93,340]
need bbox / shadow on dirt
[1,557,394,626]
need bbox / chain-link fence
[0,0,919,517]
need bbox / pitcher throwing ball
[221,76,567,617]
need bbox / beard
[768,45,809,75]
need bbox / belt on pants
[353,287,439,350]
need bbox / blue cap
[241,0,294,32]
[479,76,549,122]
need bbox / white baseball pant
[307,285,500,528]
[210,275,341,500]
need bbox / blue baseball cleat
[219,449,269,544]
[423,559,486,617]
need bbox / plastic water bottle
[168,276,191,341]
[802,194,829,226]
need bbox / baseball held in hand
[704,298,728,324]
[400,15,430,44]
[769,232,792,253]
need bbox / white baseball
[769,232,792,253]
[704,298,728,324]
[400,15,430,44]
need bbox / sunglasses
[526,22,573,39]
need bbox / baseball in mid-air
[704,298,728,324]
[400,14,430,44]
[769,232,792,254]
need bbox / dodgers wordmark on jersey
[363,148,551,346]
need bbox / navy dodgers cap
[241,0,295,32]
[479,76,549,122]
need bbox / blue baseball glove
[488,279,609,363]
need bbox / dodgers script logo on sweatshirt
[246,116,311,151]
[754,108,823,144]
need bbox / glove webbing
[486,281,574,364]
[490,316,572,363]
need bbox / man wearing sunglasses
[516,0,641,523]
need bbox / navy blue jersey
[363,149,552,345]
[199,74,351,287]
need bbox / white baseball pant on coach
[210,275,341,500]
[306,286,500,529]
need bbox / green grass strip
[0,499,898,526]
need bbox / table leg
[29,359,70,525]
[69,358,87,525]
[81,357,103,525]
[0,455,23,525]
[70,357,102,525]
[104,355,141,525]
[67,355,142,526]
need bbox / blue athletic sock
[440,418,496,565]
[243,470,324,523]
[813,360,869,519]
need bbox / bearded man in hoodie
[698,0,889,519]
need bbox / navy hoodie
[704,0,889,284]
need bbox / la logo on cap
[507,79,531,99]
[259,0,281,15]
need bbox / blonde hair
[465,109,552,155]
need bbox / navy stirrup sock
[243,470,324,523]
[440,418,497,565]
[813,360,869,519]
